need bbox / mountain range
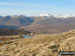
[0,15,75,33]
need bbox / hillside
[0,29,31,36]
[0,30,75,56]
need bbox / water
[23,35,32,38]
[0,40,2,42]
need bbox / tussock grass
[0,30,75,56]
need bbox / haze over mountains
[0,14,75,33]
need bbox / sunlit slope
[0,30,75,56]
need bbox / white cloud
[0,2,39,7]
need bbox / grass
[0,30,75,56]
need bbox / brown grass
[0,30,75,56]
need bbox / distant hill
[0,15,75,33]
[0,29,31,36]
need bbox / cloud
[0,2,39,7]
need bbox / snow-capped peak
[39,13,51,17]
[54,15,75,18]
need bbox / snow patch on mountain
[54,15,75,18]
[39,13,51,17]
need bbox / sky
[0,0,75,16]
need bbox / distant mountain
[20,16,75,33]
[0,15,75,33]
[0,15,34,26]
